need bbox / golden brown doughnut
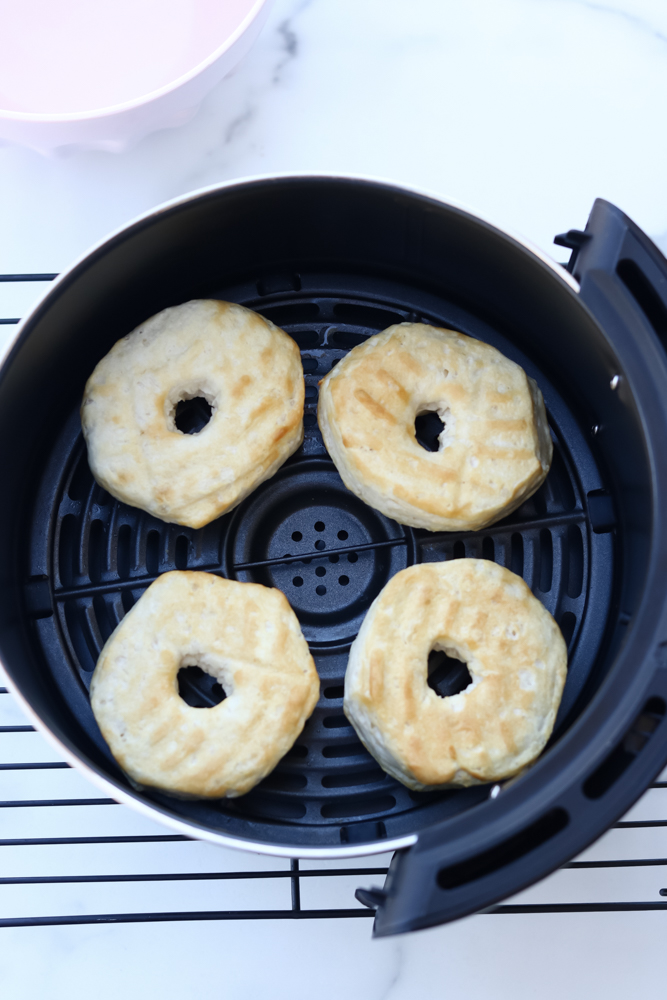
[344,560,567,789]
[82,299,304,529]
[318,323,552,531]
[90,571,320,798]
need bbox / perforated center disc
[227,459,415,647]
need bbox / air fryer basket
[2,178,667,936]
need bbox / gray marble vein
[379,941,405,999]
[564,0,667,44]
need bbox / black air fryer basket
[2,177,667,936]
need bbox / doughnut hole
[427,643,473,698]
[175,396,212,434]
[414,405,450,453]
[166,384,217,435]
[177,664,227,708]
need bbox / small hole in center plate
[292,531,303,541]
[337,530,348,540]
[339,575,350,586]
[315,540,326,550]
[314,521,326,531]
[316,585,327,596]
[316,566,326,577]
[293,576,304,587]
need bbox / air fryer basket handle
[355,199,667,938]
[361,674,667,936]
[555,198,667,344]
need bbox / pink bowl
[0,0,274,155]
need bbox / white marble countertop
[2,1,667,997]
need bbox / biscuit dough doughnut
[82,300,304,529]
[344,560,567,789]
[90,572,320,798]
[318,323,552,532]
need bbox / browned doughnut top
[90,572,320,798]
[318,323,552,531]
[344,560,567,789]
[82,300,304,528]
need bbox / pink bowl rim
[0,0,271,124]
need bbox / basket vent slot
[290,330,321,349]
[322,743,371,759]
[260,771,307,792]
[117,524,132,579]
[88,519,105,584]
[323,715,352,729]
[321,794,396,819]
[174,534,189,570]
[437,808,569,890]
[322,769,385,788]
[59,514,77,586]
[560,611,576,649]
[92,595,114,643]
[68,455,93,502]
[539,529,553,592]
[332,303,404,328]
[328,329,368,348]
[235,797,307,820]
[510,533,524,576]
[145,530,160,575]
[65,603,96,672]
[566,524,584,598]
[583,696,666,799]
[550,446,576,511]
[121,589,135,614]
[259,302,319,325]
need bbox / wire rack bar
[0,909,375,929]
[0,274,58,282]
[0,868,390,886]
[0,799,118,808]
[492,903,667,914]
[0,835,189,846]
[0,762,71,770]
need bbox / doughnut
[344,560,567,789]
[81,299,304,529]
[318,323,552,531]
[90,571,320,798]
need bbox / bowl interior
[0,0,261,116]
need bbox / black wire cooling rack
[2,273,667,931]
